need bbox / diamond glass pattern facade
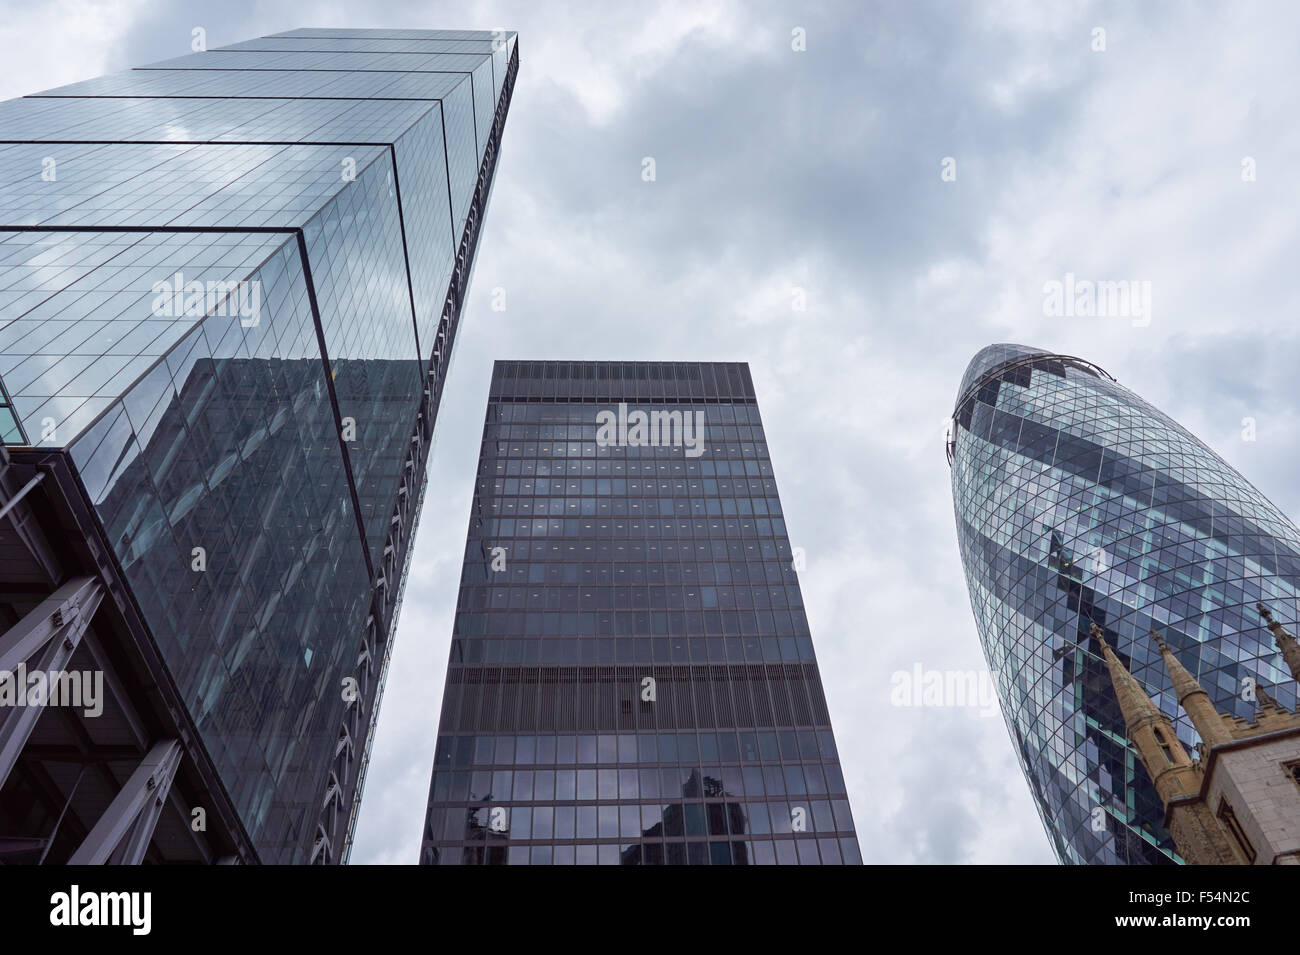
[420,361,861,865]
[949,343,1300,864]
[0,28,517,863]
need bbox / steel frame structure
[0,36,518,865]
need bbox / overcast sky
[7,0,1300,864]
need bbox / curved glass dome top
[953,343,1114,415]
[949,344,1300,864]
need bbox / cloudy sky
[7,0,1299,864]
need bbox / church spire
[1091,623,1200,805]
[1255,682,1284,714]
[1149,629,1232,748]
[1258,604,1300,685]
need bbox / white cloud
[0,0,151,99]
[6,0,1297,868]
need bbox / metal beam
[0,578,103,787]
[0,576,100,674]
[0,461,63,583]
[68,739,181,865]
[310,824,331,864]
[14,743,141,763]
[78,629,149,749]
[0,836,47,858]
[0,472,44,522]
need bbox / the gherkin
[948,343,1300,864]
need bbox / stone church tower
[1092,604,1300,865]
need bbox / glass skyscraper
[420,361,860,865]
[0,28,516,864]
[949,343,1300,864]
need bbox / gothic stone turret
[1093,617,1300,864]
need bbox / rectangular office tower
[0,28,517,864]
[421,361,861,865]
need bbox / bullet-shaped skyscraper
[421,361,860,865]
[949,343,1300,864]
[0,28,517,864]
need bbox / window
[1154,727,1175,764]
[1217,798,1256,864]
[1285,760,1300,793]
